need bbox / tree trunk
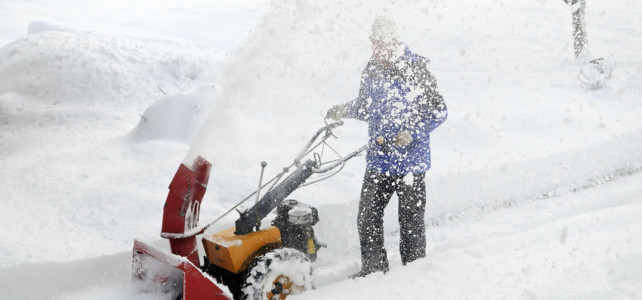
[564,0,587,58]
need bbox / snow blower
[133,121,366,300]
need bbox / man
[326,17,447,277]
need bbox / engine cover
[272,199,321,261]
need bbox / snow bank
[0,29,219,108]
[429,128,642,219]
[0,29,220,269]
[125,85,218,143]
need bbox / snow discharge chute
[133,156,231,300]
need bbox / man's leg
[397,172,427,265]
[357,169,394,274]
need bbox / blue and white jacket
[344,45,447,175]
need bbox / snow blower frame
[133,121,366,300]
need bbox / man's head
[370,17,400,65]
[370,17,399,44]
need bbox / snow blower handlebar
[293,120,344,168]
[232,121,366,235]
[234,159,316,235]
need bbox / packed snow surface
[1,0,641,299]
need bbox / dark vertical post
[563,0,587,58]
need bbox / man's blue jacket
[343,45,447,175]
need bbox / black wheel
[241,248,311,300]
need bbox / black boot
[351,265,389,279]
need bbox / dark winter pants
[357,169,427,273]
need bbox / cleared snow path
[301,171,642,300]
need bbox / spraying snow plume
[186,1,442,166]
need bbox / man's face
[371,37,397,65]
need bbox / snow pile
[126,85,218,143]
[0,26,220,269]
[0,27,218,108]
[0,27,221,158]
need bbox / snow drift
[126,85,218,143]
[0,28,220,269]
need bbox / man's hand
[326,105,347,121]
[394,130,413,146]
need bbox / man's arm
[415,55,447,129]
[423,75,448,133]
[409,57,447,141]
[343,76,371,121]
[328,67,371,121]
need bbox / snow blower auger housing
[132,121,366,300]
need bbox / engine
[271,199,322,261]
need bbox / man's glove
[326,105,348,121]
[394,130,413,146]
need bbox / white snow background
[1,0,641,299]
